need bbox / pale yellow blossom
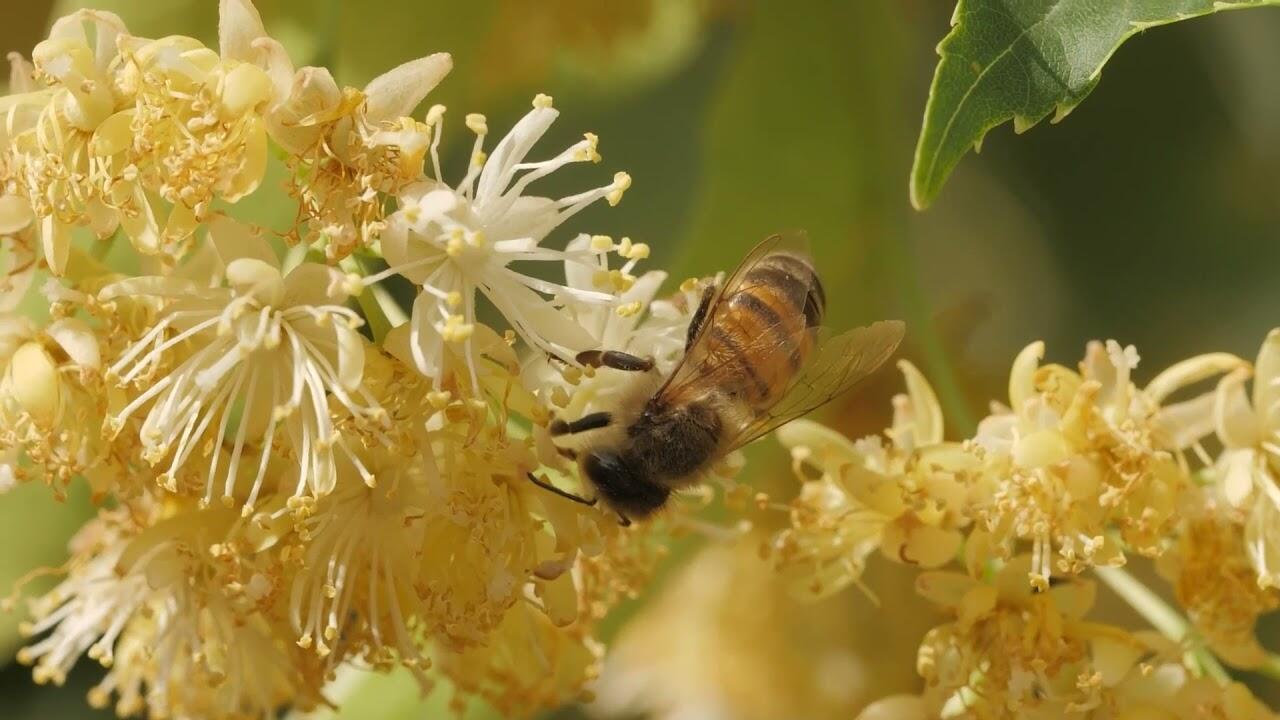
[99,217,385,509]
[1212,329,1280,587]
[769,360,973,599]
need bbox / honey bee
[529,232,905,524]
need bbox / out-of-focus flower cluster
[0,2,679,718]
[767,338,1280,718]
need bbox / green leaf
[910,0,1280,209]
[677,1,910,328]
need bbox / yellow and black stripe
[706,251,825,407]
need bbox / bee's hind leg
[576,350,654,372]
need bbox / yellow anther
[550,386,570,408]
[465,113,488,135]
[607,172,631,206]
[615,301,643,318]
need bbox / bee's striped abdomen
[708,251,825,407]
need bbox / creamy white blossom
[100,217,386,510]
[375,95,632,385]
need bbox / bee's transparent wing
[724,319,905,450]
[656,231,810,399]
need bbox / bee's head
[582,450,669,520]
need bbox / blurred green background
[4,0,1280,717]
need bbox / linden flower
[436,600,597,716]
[377,94,632,384]
[914,555,1145,717]
[259,48,453,257]
[93,28,273,257]
[416,426,545,650]
[527,235,696,471]
[215,0,452,257]
[288,448,435,676]
[0,195,38,310]
[100,216,387,510]
[768,360,973,600]
[0,313,115,498]
[972,340,1235,587]
[1211,329,1280,587]
[6,10,128,275]
[1108,663,1276,720]
[1156,510,1280,669]
[19,506,324,718]
[543,233,685,384]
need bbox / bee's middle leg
[576,350,654,372]
[549,411,613,436]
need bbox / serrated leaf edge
[910,0,1280,210]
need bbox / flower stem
[340,257,407,342]
[1094,565,1230,684]
[369,282,408,327]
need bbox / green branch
[1094,565,1230,684]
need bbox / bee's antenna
[526,472,597,507]
[616,512,632,528]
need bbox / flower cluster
[0,2,666,718]
[768,338,1280,717]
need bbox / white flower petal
[898,359,944,447]
[48,10,126,71]
[99,276,203,301]
[857,696,929,720]
[283,262,345,307]
[362,52,452,123]
[225,258,285,307]
[208,214,278,270]
[218,0,268,63]
[1253,328,1280,436]
[1215,368,1260,449]
[119,186,162,256]
[1154,391,1217,449]
[0,240,34,312]
[1146,351,1246,404]
[481,195,563,244]
[252,37,296,105]
[1009,340,1044,412]
[485,276,596,355]
[474,107,558,204]
[45,318,100,371]
[408,290,446,378]
[333,325,365,392]
[0,195,33,234]
[40,216,70,276]
[562,234,596,292]
[1220,449,1258,508]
